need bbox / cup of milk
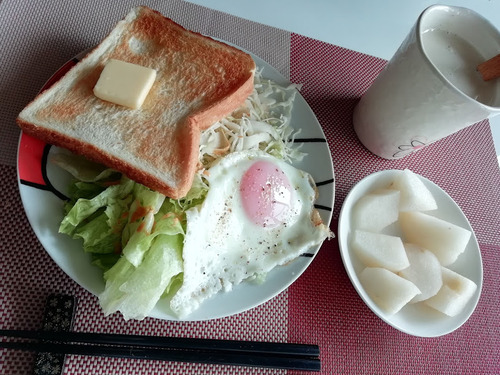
[353,5,500,159]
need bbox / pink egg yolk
[240,160,293,228]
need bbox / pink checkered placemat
[288,34,500,374]
[0,1,292,374]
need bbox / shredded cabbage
[199,70,305,168]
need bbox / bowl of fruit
[338,169,482,337]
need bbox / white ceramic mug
[353,5,500,159]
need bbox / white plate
[17,49,335,321]
[338,170,482,337]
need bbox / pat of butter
[94,59,156,109]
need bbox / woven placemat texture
[288,34,500,374]
[1,1,291,374]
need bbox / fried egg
[170,150,331,317]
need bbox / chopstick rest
[33,294,77,375]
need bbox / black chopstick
[0,330,320,371]
[0,329,318,356]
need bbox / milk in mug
[423,29,495,105]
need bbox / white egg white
[170,150,331,317]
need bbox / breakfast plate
[337,170,482,337]
[17,48,335,321]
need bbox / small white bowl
[338,170,483,337]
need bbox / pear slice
[351,230,409,271]
[388,169,437,212]
[398,243,442,303]
[359,267,421,315]
[352,189,400,232]
[424,267,478,317]
[399,211,471,266]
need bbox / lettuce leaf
[99,222,184,320]
[58,165,202,319]
[59,177,134,258]
[94,179,207,319]
[120,184,166,266]
[51,151,120,183]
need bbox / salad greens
[57,71,303,319]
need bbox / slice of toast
[17,6,255,199]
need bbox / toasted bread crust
[17,6,255,199]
